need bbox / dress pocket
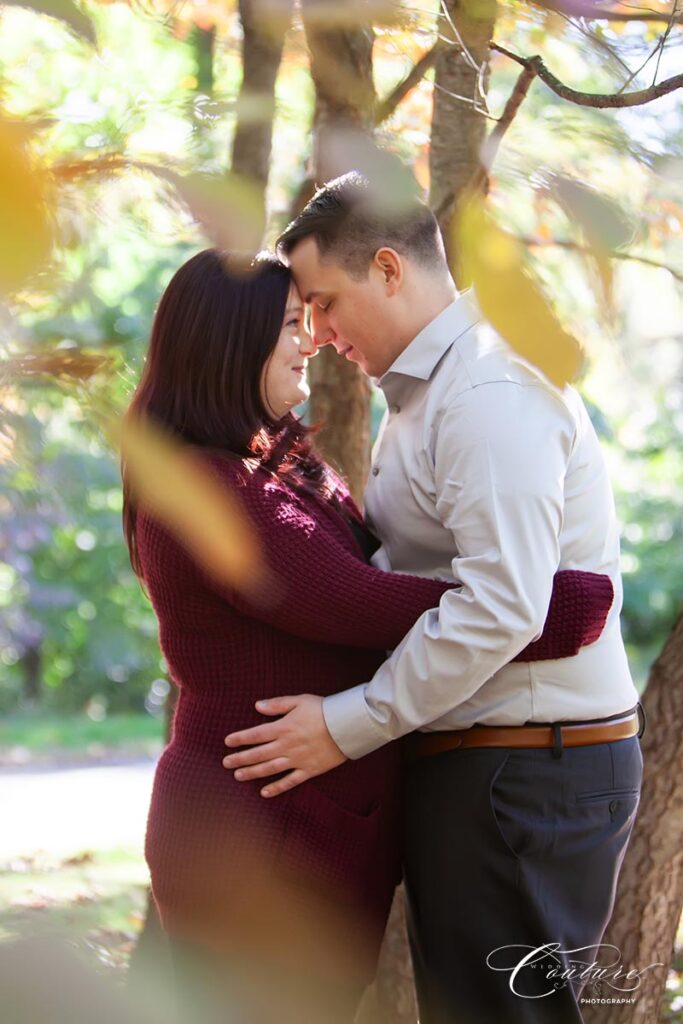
[276,782,385,905]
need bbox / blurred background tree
[0,0,681,1019]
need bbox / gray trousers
[402,737,643,1024]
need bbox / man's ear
[373,247,402,295]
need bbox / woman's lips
[292,366,306,375]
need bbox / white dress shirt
[322,292,639,760]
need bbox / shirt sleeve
[194,459,453,650]
[322,381,577,759]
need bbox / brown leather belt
[408,711,640,760]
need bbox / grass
[0,847,149,967]
[0,712,164,764]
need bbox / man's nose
[299,326,318,358]
[313,327,333,349]
[309,308,335,348]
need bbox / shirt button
[371,466,380,476]
[390,404,401,414]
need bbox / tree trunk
[191,24,215,95]
[299,0,376,502]
[582,613,683,1024]
[429,0,498,275]
[19,641,41,705]
[231,0,294,222]
[301,0,376,177]
[306,347,372,501]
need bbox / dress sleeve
[199,458,453,650]
[514,569,613,662]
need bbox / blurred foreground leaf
[2,349,115,382]
[105,411,267,596]
[170,171,266,256]
[4,0,96,42]
[317,129,424,215]
[0,121,55,294]
[548,173,636,313]
[457,194,583,388]
[52,157,266,256]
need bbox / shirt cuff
[322,685,390,760]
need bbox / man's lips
[338,345,355,360]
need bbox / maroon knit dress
[135,453,613,991]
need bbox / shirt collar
[378,289,481,387]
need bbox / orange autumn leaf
[0,121,55,294]
[456,194,583,389]
[109,412,268,597]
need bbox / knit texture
[136,453,613,979]
[515,569,613,662]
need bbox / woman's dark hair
[122,248,334,578]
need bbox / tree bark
[231,0,294,221]
[191,24,215,95]
[429,0,498,273]
[298,0,377,502]
[582,613,683,1024]
[19,642,41,705]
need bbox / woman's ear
[373,247,403,295]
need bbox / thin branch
[653,0,680,83]
[432,80,496,118]
[374,41,441,125]
[617,33,666,93]
[553,10,633,79]
[531,0,683,23]
[51,154,158,180]
[523,236,683,283]
[491,42,683,107]
[471,64,536,194]
[439,0,481,73]
[477,53,491,106]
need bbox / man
[222,172,643,1023]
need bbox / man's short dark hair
[276,171,445,280]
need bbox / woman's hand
[223,694,348,797]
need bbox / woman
[122,250,613,1024]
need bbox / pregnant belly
[146,745,401,977]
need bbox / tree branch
[491,42,683,107]
[470,63,536,194]
[532,0,683,24]
[374,41,442,125]
[522,235,683,283]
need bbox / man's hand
[223,694,347,798]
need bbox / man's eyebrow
[304,290,324,303]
